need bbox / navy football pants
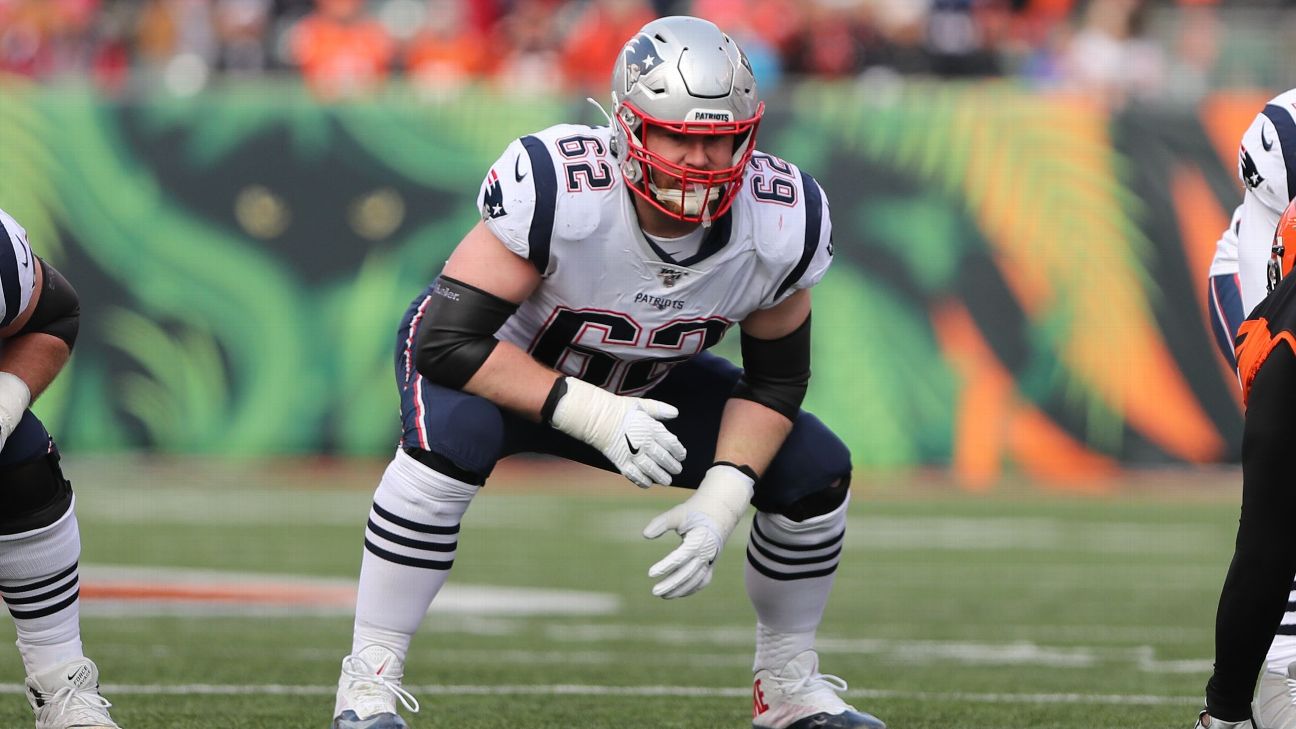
[393,289,851,515]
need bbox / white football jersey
[0,208,38,332]
[1236,88,1296,314]
[478,124,833,395]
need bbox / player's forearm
[713,397,793,477]
[0,332,70,401]
[460,339,560,421]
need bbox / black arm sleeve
[730,312,811,421]
[413,276,519,389]
[16,258,79,349]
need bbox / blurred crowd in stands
[0,0,1292,105]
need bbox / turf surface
[0,458,1244,728]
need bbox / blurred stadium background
[0,0,1286,726]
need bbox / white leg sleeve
[0,502,84,675]
[351,450,479,660]
[745,494,848,671]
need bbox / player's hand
[549,377,687,488]
[0,372,31,452]
[643,463,755,598]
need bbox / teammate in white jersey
[330,15,884,729]
[1198,89,1296,729]
[0,209,121,729]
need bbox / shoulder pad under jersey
[1239,89,1296,213]
[0,208,38,331]
[479,124,618,276]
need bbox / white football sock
[1266,580,1296,674]
[745,494,848,671]
[351,450,478,660]
[0,503,84,675]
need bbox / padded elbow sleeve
[17,258,79,349]
[731,313,811,420]
[414,276,519,389]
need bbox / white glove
[643,463,755,599]
[0,372,31,453]
[549,377,687,488]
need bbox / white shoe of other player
[1255,663,1296,729]
[25,658,120,729]
[1196,709,1255,728]
[751,650,885,729]
[332,645,420,729]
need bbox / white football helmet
[610,16,763,224]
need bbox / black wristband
[541,377,568,426]
[712,461,759,482]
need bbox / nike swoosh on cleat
[625,435,640,455]
[515,154,527,182]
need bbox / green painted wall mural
[0,77,1254,480]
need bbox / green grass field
[0,458,1248,728]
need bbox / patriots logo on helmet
[622,34,659,94]
[1240,145,1265,190]
[481,169,506,219]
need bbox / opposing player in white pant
[0,208,120,729]
[1198,89,1296,729]
[330,15,883,729]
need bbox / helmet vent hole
[654,34,667,42]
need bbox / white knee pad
[0,500,79,584]
[381,450,478,513]
[748,493,848,582]
[364,450,479,571]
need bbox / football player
[1198,196,1296,729]
[1198,90,1296,729]
[0,208,121,729]
[329,15,884,729]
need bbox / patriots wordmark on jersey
[0,208,38,332]
[477,124,833,396]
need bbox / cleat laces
[340,654,420,715]
[37,684,116,726]
[782,670,851,711]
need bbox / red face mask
[617,100,764,224]
[1271,197,1296,294]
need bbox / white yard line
[0,682,1199,705]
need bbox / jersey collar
[636,207,733,269]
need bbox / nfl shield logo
[658,268,686,287]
